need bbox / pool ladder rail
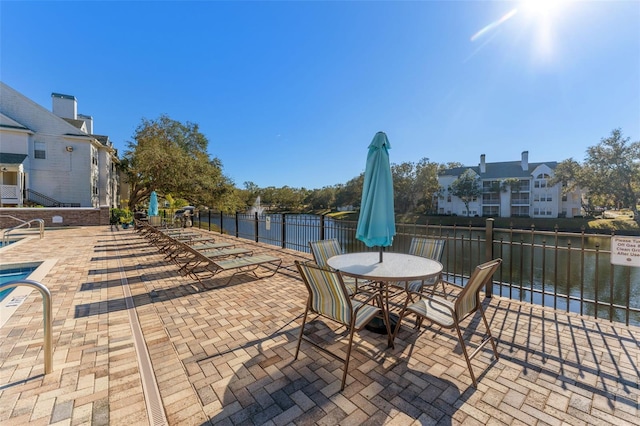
[0,279,52,374]
[1,215,45,245]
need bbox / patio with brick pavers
[1,226,639,425]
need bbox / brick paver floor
[1,226,638,425]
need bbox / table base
[365,313,399,335]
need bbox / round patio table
[327,252,442,283]
[327,252,443,346]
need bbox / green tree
[392,161,418,213]
[121,115,233,210]
[552,129,640,221]
[450,169,481,217]
[414,158,442,214]
[582,129,639,219]
[335,174,363,209]
[305,186,336,210]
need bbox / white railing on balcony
[1,184,20,205]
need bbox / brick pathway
[0,226,638,425]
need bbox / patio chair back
[396,257,502,387]
[296,260,352,325]
[294,260,387,390]
[309,239,363,296]
[309,239,342,268]
[454,258,502,320]
[395,237,445,292]
[409,237,445,261]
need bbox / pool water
[0,268,36,302]
[0,238,21,247]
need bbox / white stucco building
[437,151,584,218]
[0,82,119,207]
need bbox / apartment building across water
[437,151,584,218]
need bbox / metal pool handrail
[1,216,45,245]
[0,279,53,374]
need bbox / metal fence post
[485,218,494,297]
[254,212,259,243]
[235,212,239,238]
[281,213,286,249]
[320,214,325,241]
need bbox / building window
[534,173,550,190]
[34,141,46,159]
[483,206,499,216]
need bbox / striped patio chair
[294,261,389,391]
[309,239,362,295]
[395,258,502,387]
[392,237,447,296]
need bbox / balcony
[0,184,20,206]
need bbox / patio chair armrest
[354,290,380,308]
[441,279,464,289]
[420,294,456,315]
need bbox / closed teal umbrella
[148,191,159,217]
[356,132,396,262]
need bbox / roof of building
[440,160,558,179]
[93,135,110,145]
[0,152,28,164]
[0,112,31,131]
[63,118,86,130]
[51,92,76,100]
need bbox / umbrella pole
[379,247,383,263]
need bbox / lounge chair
[178,243,281,285]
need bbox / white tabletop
[327,252,443,282]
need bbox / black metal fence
[197,211,640,326]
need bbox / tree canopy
[552,129,640,222]
[449,169,482,217]
[120,115,237,210]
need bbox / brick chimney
[480,154,486,173]
[521,151,529,171]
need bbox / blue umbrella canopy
[356,132,396,261]
[148,191,159,217]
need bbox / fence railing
[197,211,640,326]
[25,189,80,207]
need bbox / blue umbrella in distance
[356,131,396,262]
[148,191,159,217]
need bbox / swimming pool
[0,238,23,247]
[0,264,39,302]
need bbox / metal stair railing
[25,189,80,207]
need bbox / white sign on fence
[611,236,640,267]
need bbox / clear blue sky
[1,1,638,190]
